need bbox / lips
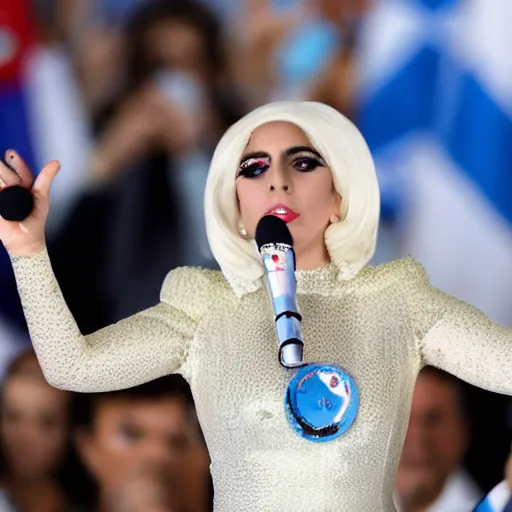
[265,204,300,224]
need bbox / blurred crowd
[0,0,511,511]
[0,349,510,512]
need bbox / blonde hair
[204,101,380,296]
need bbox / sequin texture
[10,250,512,511]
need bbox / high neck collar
[223,262,345,298]
[295,263,340,296]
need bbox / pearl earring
[239,224,248,237]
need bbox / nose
[139,441,174,468]
[403,423,432,458]
[267,166,291,194]
[268,183,290,193]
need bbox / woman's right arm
[0,152,202,392]
[11,249,198,392]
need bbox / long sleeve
[406,258,512,395]
[10,249,215,392]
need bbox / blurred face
[318,0,369,21]
[77,397,208,494]
[146,20,207,78]
[396,372,467,507]
[236,121,340,269]
[1,376,69,480]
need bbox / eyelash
[237,156,325,178]
[293,157,325,172]
[237,158,269,178]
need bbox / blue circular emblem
[284,364,359,442]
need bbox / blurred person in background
[19,0,95,234]
[49,0,244,333]
[0,349,84,512]
[305,0,369,117]
[230,0,369,113]
[72,375,211,512]
[0,317,27,381]
[395,367,481,512]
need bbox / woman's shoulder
[357,256,430,288]
[160,266,232,319]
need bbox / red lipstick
[265,204,300,224]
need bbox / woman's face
[1,376,69,480]
[146,20,208,79]
[236,121,340,269]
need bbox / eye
[3,410,22,425]
[118,423,144,442]
[237,157,270,178]
[292,156,325,172]
[167,433,189,451]
[39,414,59,432]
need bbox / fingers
[32,160,61,198]
[4,149,34,187]
[0,158,22,189]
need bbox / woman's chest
[187,291,419,436]
[196,290,413,360]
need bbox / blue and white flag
[473,481,512,512]
[0,0,91,330]
[358,0,512,326]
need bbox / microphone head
[0,186,34,221]
[255,215,293,250]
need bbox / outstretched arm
[11,249,201,392]
[1,153,207,393]
[407,259,512,395]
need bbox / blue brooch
[285,364,359,442]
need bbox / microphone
[255,215,304,369]
[0,186,34,221]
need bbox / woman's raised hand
[0,150,60,257]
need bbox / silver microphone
[256,215,304,369]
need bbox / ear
[330,193,342,223]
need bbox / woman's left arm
[407,259,512,394]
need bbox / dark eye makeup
[237,146,327,179]
[237,156,270,178]
[290,155,325,172]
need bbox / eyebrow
[239,146,324,165]
[239,151,270,165]
[284,145,324,159]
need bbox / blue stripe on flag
[0,80,37,173]
[0,79,36,329]
[412,0,459,11]
[435,72,512,225]
[359,45,440,152]
[474,498,496,512]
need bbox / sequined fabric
[10,249,512,511]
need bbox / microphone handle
[261,243,305,368]
[276,314,304,368]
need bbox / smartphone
[270,0,303,12]
[152,69,206,118]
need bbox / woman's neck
[4,475,65,512]
[294,241,331,271]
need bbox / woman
[0,350,84,512]
[0,101,511,511]
[49,0,241,334]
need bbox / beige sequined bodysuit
[10,250,512,512]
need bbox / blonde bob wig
[204,101,380,297]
